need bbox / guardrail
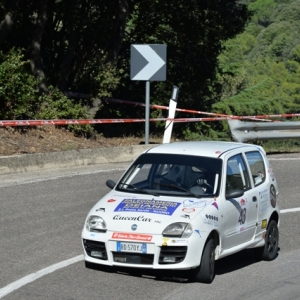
[228,119,300,143]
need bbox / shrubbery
[0,49,40,120]
[0,49,94,136]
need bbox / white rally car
[81,141,280,283]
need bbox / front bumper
[81,229,205,270]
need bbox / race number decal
[238,208,247,225]
[237,198,248,233]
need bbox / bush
[0,49,40,119]
[37,86,94,137]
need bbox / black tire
[189,238,215,283]
[255,220,279,261]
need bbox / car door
[244,150,269,235]
[221,153,258,249]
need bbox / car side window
[226,154,251,192]
[245,151,266,187]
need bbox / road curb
[0,144,156,175]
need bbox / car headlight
[86,215,107,232]
[162,222,193,238]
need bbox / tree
[0,0,251,139]
[111,0,252,136]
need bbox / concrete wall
[0,144,156,175]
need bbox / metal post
[145,81,150,144]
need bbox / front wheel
[189,238,215,283]
[255,220,279,261]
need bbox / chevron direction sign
[130,44,167,81]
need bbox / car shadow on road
[215,247,280,276]
[84,247,280,283]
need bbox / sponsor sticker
[259,189,269,214]
[183,199,207,208]
[194,229,201,237]
[96,208,105,212]
[114,199,181,216]
[162,238,169,246]
[261,219,267,229]
[111,232,153,241]
[113,215,152,222]
[161,238,188,245]
[237,198,248,232]
[131,224,137,231]
[202,214,219,227]
[180,214,190,219]
[182,208,195,213]
[211,202,219,210]
[170,239,188,244]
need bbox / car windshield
[116,153,222,197]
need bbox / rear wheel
[255,220,279,261]
[189,238,215,283]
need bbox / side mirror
[106,180,116,189]
[225,189,244,200]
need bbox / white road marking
[1,205,300,298]
[268,157,300,160]
[280,207,300,214]
[0,255,84,299]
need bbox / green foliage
[248,0,277,26]
[37,87,94,137]
[0,49,40,119]
[182,122,230,142]
[213,78,284,115]
[94,63,123,99]
[213,0,300,142]
[257,139,300,153]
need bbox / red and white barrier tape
[105,97,230,117]
[1,95,299,127]
[105,98,273,122]
[105,98,300,121]
[1,113,300,127]
[0,118,224,127]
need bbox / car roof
[146,141,261,158]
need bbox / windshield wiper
[154,182,201,198]
[120,183,160,197]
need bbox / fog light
[163,257,176,263]
[91,251,104,258]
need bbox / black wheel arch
[269,211,279,226]
[207,230,220,250]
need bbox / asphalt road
[1,154,300,300]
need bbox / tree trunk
[0,0,20,45]
[57,0,77,91]
[108,0,128,62]
[29,0,49,93]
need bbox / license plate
[116,241,147,253]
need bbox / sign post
[130,44,167,144]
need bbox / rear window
[245,151,266,186]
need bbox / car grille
[159,246,187,264]
[83,239,108,260]
[113,252,154,265]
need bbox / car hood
[87,191,213,234]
